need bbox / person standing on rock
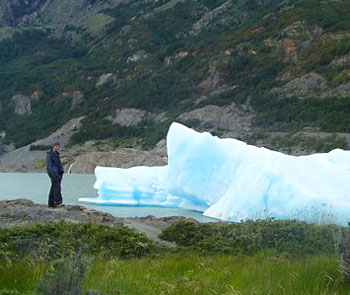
[46,141,64,208]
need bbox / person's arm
[58,156,64,175]
[46,153,58,179]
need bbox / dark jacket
[46,150,64,179]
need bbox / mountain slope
[0,0,350,154]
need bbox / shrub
[0,222,154,262]
[336,228,350,282]
[160,219,338,256]
[36,248,90,295]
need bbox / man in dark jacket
[46,141,64,208]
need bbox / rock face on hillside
[96,73,117,87]
[1,0,350,168]
[0,0,120,38]
[283,72,327,94]
[11,94,32,115]
[273,72,350,99]
[0,117,84,172]
[69,150,167,174]
[111,108,147,126]
[0,115,167,172]
[178,104,251,134]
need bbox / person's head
[51,141,60,153]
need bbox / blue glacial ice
[80,122,350,224]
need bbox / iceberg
[80,122,350,224]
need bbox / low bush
[160,219,338,256]
[36,248,91,295]
[336,228,350,282]
[0,222,154,263]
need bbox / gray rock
[11,94,32,115]
[178,104,251,132]
[0,199,123,227]
[272,72,329,98]
[331,54,350,67]
[111,108,147,127]
[0,117,84,171]
[95,73,116,87]
[285,72,327,92]
[151,139,167,157]
[69,149,167,174]
[127,52,148,63]
[337,83,350,91]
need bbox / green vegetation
[252,96,350,133]
[160,220,337,256]
[242,132,347,154]
[84,254,350,295]
[2,253,350,295]
[0,220,349,294]
[0,222,153,262]
[1,0,350,152]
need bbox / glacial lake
[0,173,215,222]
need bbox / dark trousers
[48,176,62,207]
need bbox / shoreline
[0,198,201,246]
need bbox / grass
[1,253,349,295]
[0,221,348,294]
[0,262,44,293]
[85,254,349,295]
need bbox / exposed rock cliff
[11,94,32,115]
[69,150,167,174]
[178,104,251,134]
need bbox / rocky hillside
[1,0,350,170]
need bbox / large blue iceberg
[80,122,350,224]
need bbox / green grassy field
[1,253,349,295]
[0,221,349,294]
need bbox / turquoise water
[0,173,216,222]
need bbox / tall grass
[84,254,350,295]
[0,262,44,292]
[1,253,349,294]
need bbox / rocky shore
[0,199,198,246]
